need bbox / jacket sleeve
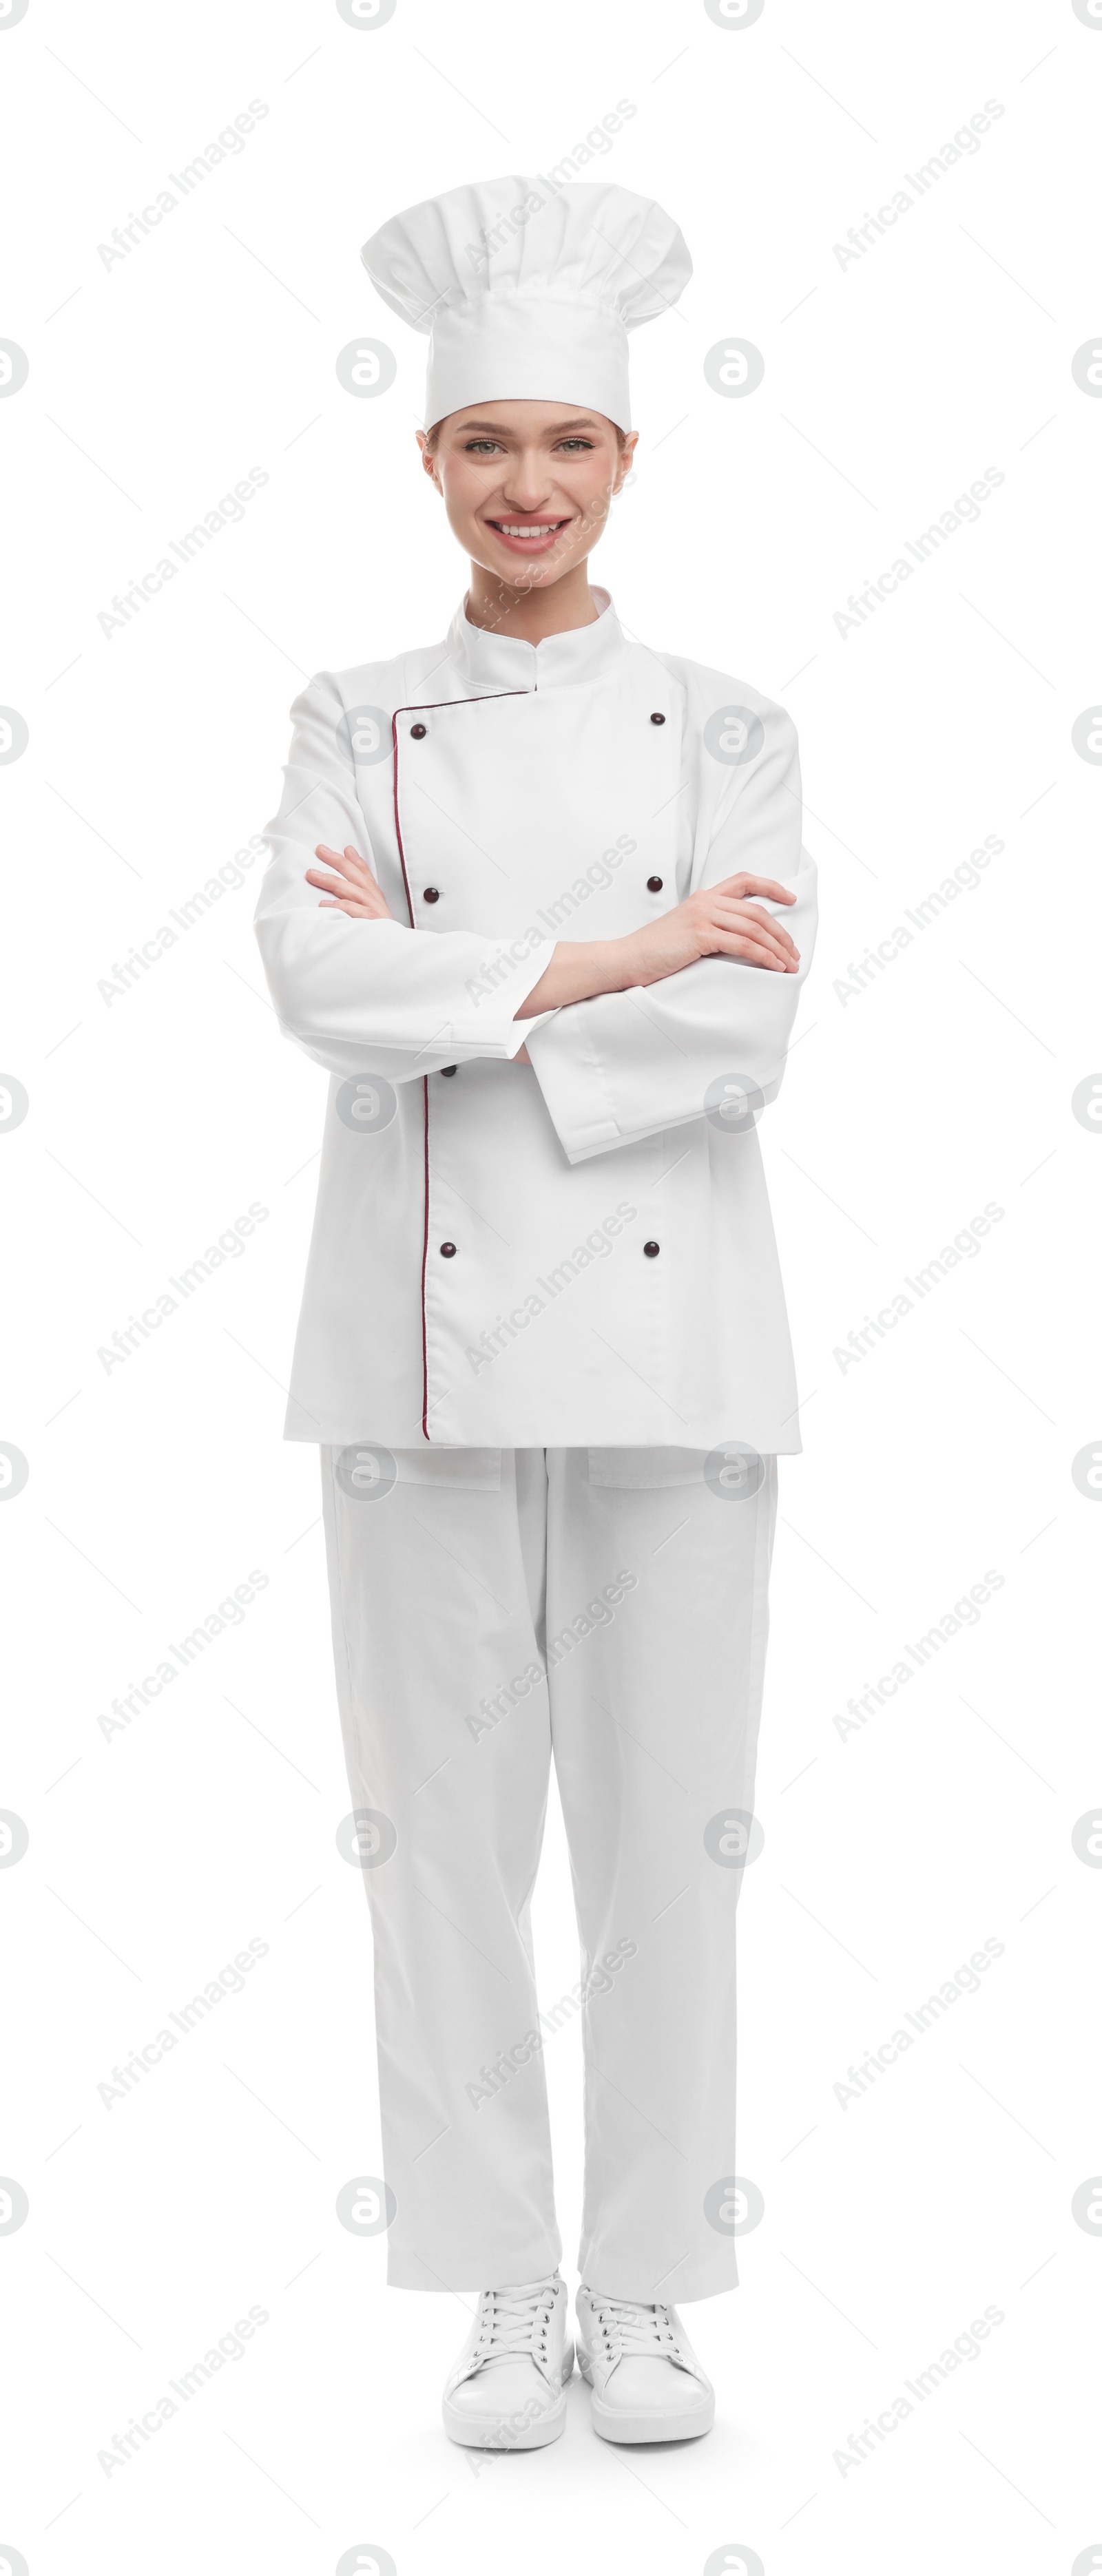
[524,699,817,1164]
[253,671,552,1084]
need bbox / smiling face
[417,400,637,594]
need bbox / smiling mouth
[486,517,572,548]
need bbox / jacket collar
[445,585,627,693]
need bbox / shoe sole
[442,2351,574,2449]
[579,2354,714,2444]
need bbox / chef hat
[362,173,692,431]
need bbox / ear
[415,430,443,494]
[612,430,639,495]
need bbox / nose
[499,450,555,512]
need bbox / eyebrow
[454,417,601,435]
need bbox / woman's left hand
[306,843,395,921]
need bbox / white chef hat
[361,174,692,432]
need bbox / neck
[464,559,601,646]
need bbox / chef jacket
[254,589,818,1451]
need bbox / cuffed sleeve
[525,698,818,1163]
[253,671,552,1084]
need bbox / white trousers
[321,1443,777,2302]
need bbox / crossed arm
[305,842,801,1054]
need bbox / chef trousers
[321,1443,777,2303]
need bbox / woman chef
[255,174,817,2451]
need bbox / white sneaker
[441,2272,573,2449]
[575,2287,715,2443]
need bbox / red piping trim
[419,1074,430,1439]
[390,691,526,1443]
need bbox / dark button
[643,1240,660,1257]
[423,886,439,903]
[649,711,665,725]
[410,722,427,738]
[439,1240,457,1257]
[647,876,663,892]
[440,1065,457,1077]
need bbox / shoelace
[586,2295,680,2360]
[473,2278,558,2365]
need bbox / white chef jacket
[254,589,818,1450]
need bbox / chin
[475,549,570,591]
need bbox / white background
[1,1,1099,2570]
